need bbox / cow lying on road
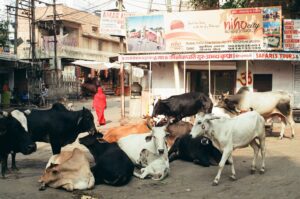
[79,133,134,186]
[0,110,36,178]
[190,111,266,186]
[117,126,170,180]
[168,134,222,167]
[39,148,95,191]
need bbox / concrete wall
[152,62,185,99]
[236,60,294,93]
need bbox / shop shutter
[294,65,300,108]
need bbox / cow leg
[249,140,259,174]
[287,113,295,138]
[259,137,266,174]
[11,152,18,171]
[50,137,61,155]
[212,148,231,186]
[227,155,236,181]
[279,121,286,140]
[1,154,8,178]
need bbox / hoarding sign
[125,6,282,53]
[100,11,135,36]
[284,19,300,51]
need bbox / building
[17,4,121,99]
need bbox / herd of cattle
[0,86,296,191]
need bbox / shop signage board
[284,19,300,51]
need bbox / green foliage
[221,0,251,9]
[0,20,9,48]
[189,0,219,10]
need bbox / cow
[168,134,223,167]
[165,121,193,149]
[0,110,37,178]
[135,149,169,180]
[218,87,295,139]
[117,125,170,180]
[26,104,97,154]
[103,118,153,143]
[79,133,134,186]
[152,92,213,123]
[39,148,95,191]
[190,111,266,186]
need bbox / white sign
[284,19,300,51]
[100,11,135,36]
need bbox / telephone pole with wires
[118,0,125,118]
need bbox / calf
[79,133,134,186]
[39,148,95,191]
[117,126,170,180]
[168,134,222,167]
[135,149,169,180]
[0,110,36,177]
[190,111,266,185]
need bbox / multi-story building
[17,4,121,99]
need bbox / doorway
[253,74,272,92]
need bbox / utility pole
[14,0,18,55]
[30,0,36,65]
[166,0,172,12]
[118,0,125,118]
[53,0,57,71]
[148,0,153,13]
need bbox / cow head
[77,107,97,135]
[217,93,241,114]
[190,114,220,139]
[79,133,104,157]
[145,126,169,155]
[152,100,170,117]
[39,163,60,191]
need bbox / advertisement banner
[100,11,135,36]
[119,52,300,62]
[284,19,300,51]
[126,6,282,53]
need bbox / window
[253,74,272,92]
[92,26,98,32]
[98,40,103,51]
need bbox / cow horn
[207,116,220,121]
[24,109,31,115]
[146,117,153,130]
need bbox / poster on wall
[283,19,300,51]
[125,6,282,53]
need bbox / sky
[0,0,190,21]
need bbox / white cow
[190,111,266,186]
[117,125,169,180]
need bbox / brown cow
[165,121,193,149]
[39,148,95,191]
[103,118,153,143]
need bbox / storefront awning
[71,60,120,70]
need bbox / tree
[189,0,219,10]
[0,20,9,48]
[221,0,255,9]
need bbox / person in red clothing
[93,87,107,126]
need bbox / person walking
[93,86,107,126]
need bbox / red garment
[93,87,107,125]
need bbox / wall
[236,60,294,93]
[151,62,185,99]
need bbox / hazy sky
[0,0,188,21]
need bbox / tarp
[71,60,120,70]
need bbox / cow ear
[145,135,153,142]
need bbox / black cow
[0,110,36,177]
[152,92,213,123]
[79,133,134,186]
[26,104,97,154]
[168,134,222,167]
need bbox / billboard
[284,19,300,51]
[100,11,136,36]
[125,6,282,53]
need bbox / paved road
[0,98,300,199]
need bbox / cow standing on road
[152,92,213,123]
[0,110,36,177]
[190,111,266,186]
